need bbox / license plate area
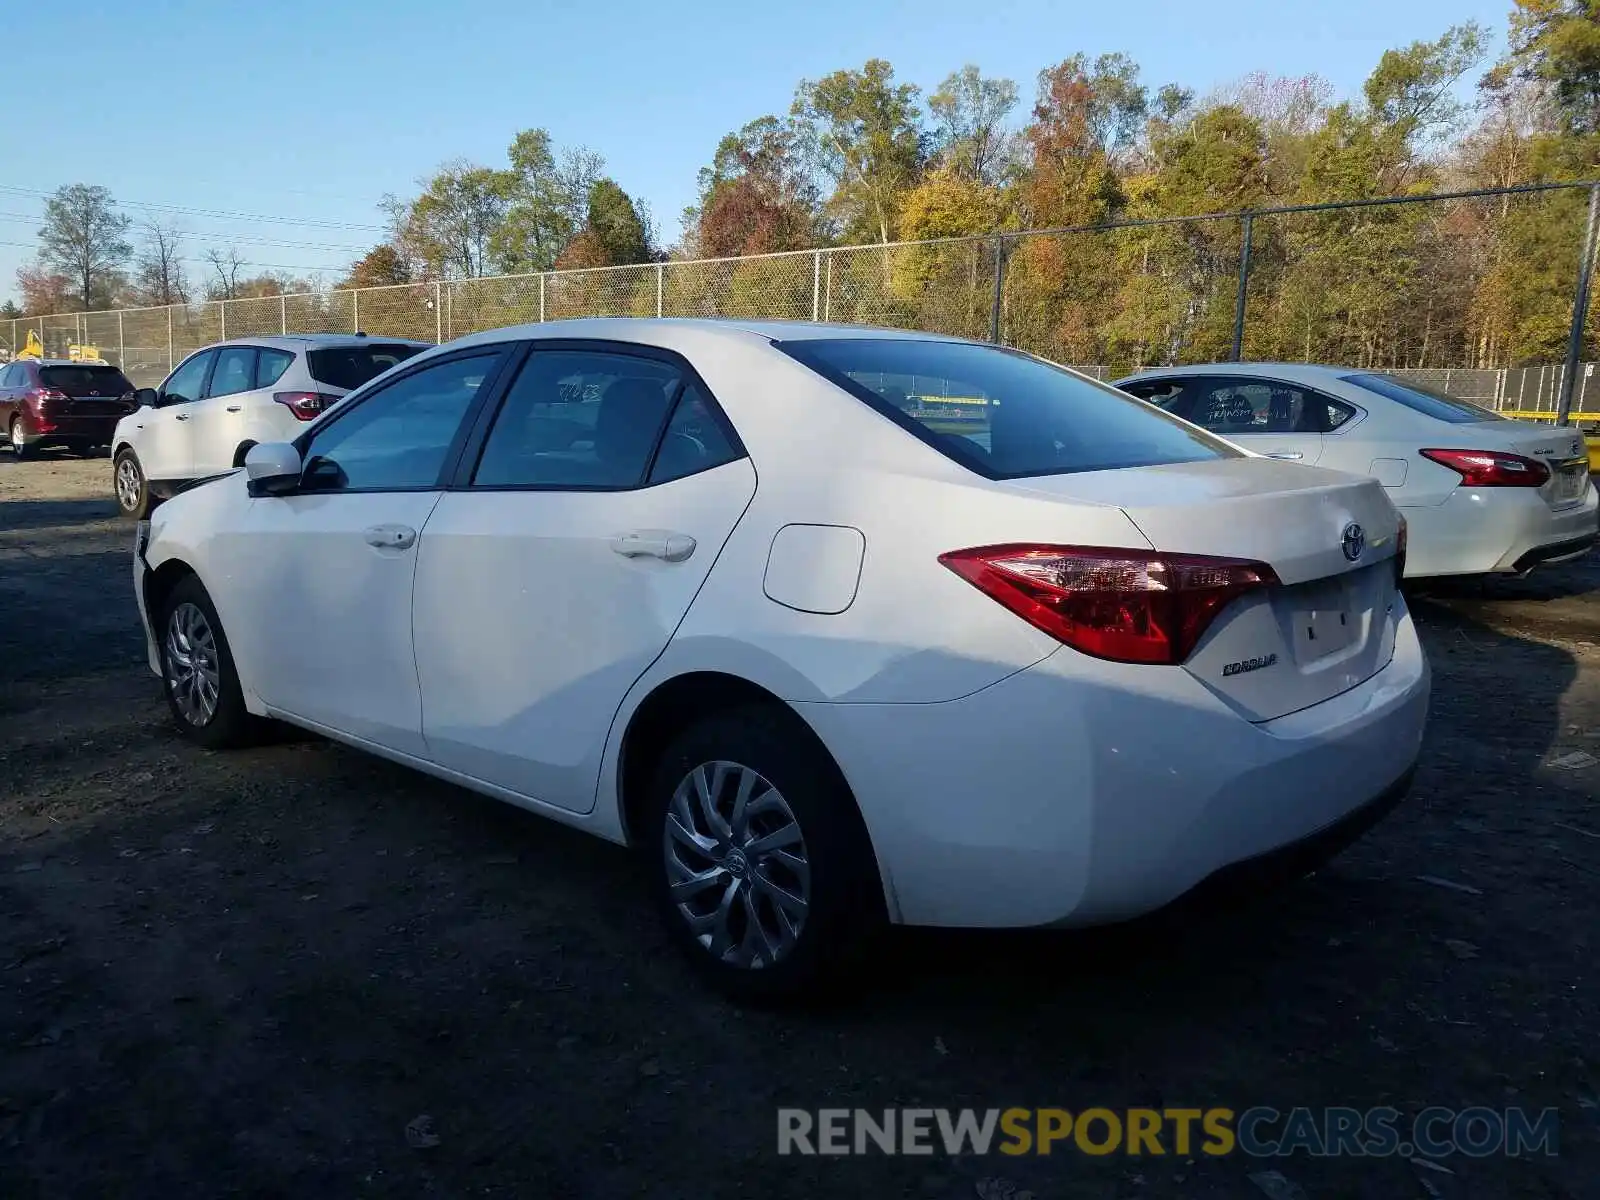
[1286,574,1363,663]
[1552,459,1588,504]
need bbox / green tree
[1505,0,1600,136]
[792,59,926,243]
[928,66,1019,185]
[393,161,514,279]
[494,129,605,271]
[584,179,652,265]
[38,183,132,310]
[686,116,818,257]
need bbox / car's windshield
[39,364,133,395]
[780,338,1238,479]
[1342,372,1505,424]
[307,344,423,391]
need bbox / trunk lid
[1006,458,1403,722]
[38,365,137,417]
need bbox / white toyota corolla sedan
[1116,363,1599,579]
[132,320,1430,1000]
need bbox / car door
[213,347,510,758]
[411,342,758,812]
[1125,374,1329,464]
[187,344,256,475]
[0,363,20,430]
[138,349,216,481]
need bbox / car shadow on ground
[0,496,120,532]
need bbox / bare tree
[204,246,247,300]
[135,221,189,306]
[38,183,132,310]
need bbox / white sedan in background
[133,320,1429,1001]
[1116,363,1599,579]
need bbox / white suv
[112,333,430,518]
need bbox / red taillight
[25,386,67,411]
[273,390,339,421]
[1420,448,1550,488]
[938,544,1280,665]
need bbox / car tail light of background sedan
[938,544,1280,665]
[1419,448,1551,487]
[273,391,342,421]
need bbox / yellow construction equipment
[18,330,44,359]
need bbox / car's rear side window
[307,343,423,391]
[256,348,295,389]
[780,338,1237,479]
[1343,372,1503,424]
[39,364,134,396]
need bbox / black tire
[157,574,256,750]
[113,448,151,520]
[232,439,258,468]
[10,418,33,460]
[644,705,885,1005]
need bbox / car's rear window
[780,338,1237,479]
[39,365,133,396]
[1342,372,1504,424]
[307,344,423,391]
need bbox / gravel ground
[1,454,1597,1200]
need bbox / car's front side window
[299,351,500,492]
[162,351,213,406]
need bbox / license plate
[1553,461,1588,502]
[1288,576,1360,663]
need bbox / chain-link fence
[5,182,1598,417]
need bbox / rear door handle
[364,523,417,550]
[1264,450,1303,460]
[174,413,189,421]
[225,404,242,413]
[610,530,696,562]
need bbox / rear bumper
[798,599,1430,929]
[15,414,122,444]
[1402,483,1600,577]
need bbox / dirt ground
[1,454,1597,1200]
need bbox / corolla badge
[1341,522,1366,562]
[1222,652,1278,677]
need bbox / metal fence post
[823,252,833,321]
[433,281,443,343]
[219,299,227,340]
[352,288,360,333]
[1231,214,1254,362]
[166,306,174,372]
[1557,183,1600,425]
[539,273,546,323]
[989,234,1007,344]
[280,294,288,334]
[117,310,124,367]
[812,251,822,321]
[656,263,664,318]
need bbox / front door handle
[610,530,697,562]
[225,404,242,413]
[364,523,417,550]
[1264,450,1303,460]
[174,413,189,421]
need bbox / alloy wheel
[116,457,141,510]
[663,760,812,969]
[164,601,221,726]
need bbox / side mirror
[244,441,303,497]
[135,387,158,408]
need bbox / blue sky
[2,0,1512,307]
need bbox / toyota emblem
[1341,522,1366,562]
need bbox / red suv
[0,358,139,459]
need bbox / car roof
[1116,362,1378,386]
[198,333,434,352]
[443,316,986,354]
[27,358,125,368]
